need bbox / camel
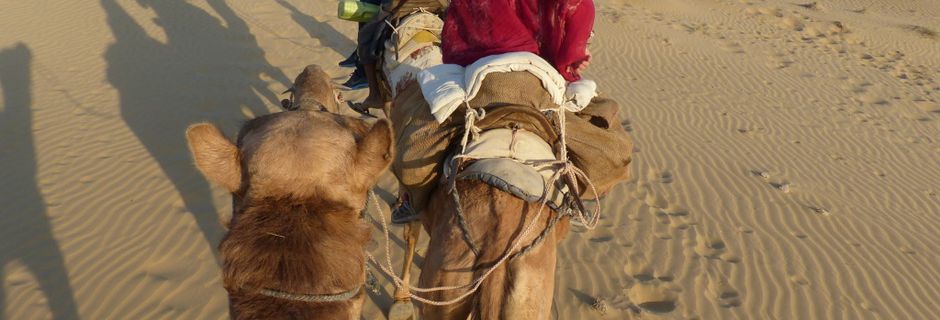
[187,65,392,319]
[371,10,616,320]
[414,180,573,319]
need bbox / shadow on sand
[275,0,356,56]
[0,43,81,319]
[101,0,292,253]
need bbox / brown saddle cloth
[388,71,633,211]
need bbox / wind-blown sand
[1,0,938,319]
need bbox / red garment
[441,0,595,81]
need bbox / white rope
[384,10,444,35]
[458,102,484,154]
[383,19,402,35]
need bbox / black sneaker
[338,51,359,68]
[341,68,368,90]
[391,198,419,224]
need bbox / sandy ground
[1,0,939,319]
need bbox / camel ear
[354,119,393,189]
[186,123,242,192]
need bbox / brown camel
[415,181,572,319]
[186,65,392,319]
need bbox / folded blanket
[418,52,598,123]
[382,12,444,96]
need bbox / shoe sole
[337,83,369,90]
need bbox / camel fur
[186,64,392,319]
[415,181,569,319]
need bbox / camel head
[186,111,392,213]
[282,64,341,113]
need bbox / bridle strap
[255,285,361,303]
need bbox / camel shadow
[0,43,81,319]
[275,0,356,56]
[101,0,292,254]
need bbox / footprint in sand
[778,15,805,31]
[627,282,679,313]
[590,234,615,243]
[770,181,791,193]
[841,78,871,93]
[766,52,793,69]
[694,234,727,259]
[706,276,741,308]
[644,192,670,209]
[899,245,917,255]
[809,206,832,216]
[143,255,193,282]
[646,169,673,184]
[720,251,742,264]
[625,263,671,284]
[599,8,626,23]
[720,41,746,54]
[827,154,846,162]
[621,119,634,132]
[858,90,889,105]
[654,232,674,240]
[899,24,938,40]
[789,274,810,286]
[758,7,784,17]
[751,169,772,180]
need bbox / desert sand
[1,0,939,319]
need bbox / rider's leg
[360,62,387,109]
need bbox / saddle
[445,127,573,211]
[383,9,623,216]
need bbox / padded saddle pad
[451,128,570,210]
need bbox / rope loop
[459,102,485,154]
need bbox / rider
[338,0,387,90]
[442,0,595,82]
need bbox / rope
[256,285,361,303]
[450,176,482,256]
[513,208,563,259]
[448,104,486,255]
[384,14,444,36]
[458,103,484,154]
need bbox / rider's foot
[358,93,386,109]
[391,198,419,224]
[338,51,358,68]
[342,69,369,90]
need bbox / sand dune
[1,0,938,319]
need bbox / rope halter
[255,285,361,303]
